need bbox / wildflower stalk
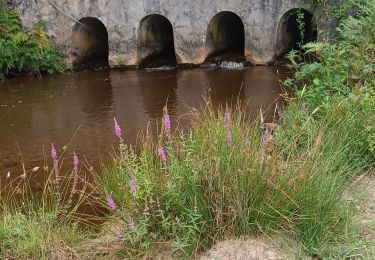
[163,107,171,139]
[158,147,167,166]
[51,144,61,210]
[224,110,233,147]
[64,152,80,213]
[106,192,117,211]
[129,176,136,197]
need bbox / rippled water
[0,67,289,182]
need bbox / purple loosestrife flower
[128,220,136,231]
[226,131,233,147]
[105,193,117,211]
[114,228,123,238]
[158,147,167,165]
[224,111,231,130]
[51,144,61,207]
[259,123,277,160]
[73,151,79,171]
[114,117,122,139]
[143,206,150,216]
[129,177,136,196]
[51,145,57,160]
[71,151,79,195]
[164,110,171,137]
[259,127,270,160]
[51,144,58,170]
[224,111,233,147]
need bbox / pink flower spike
[129,177,136,196]
[158,147,167,165]
[164,110,171,137]
[51,144,57,160]
[226,131,233,147]
[143,206,150,216]
[224,111,233,147]
[224,111,231,130]
[105,193,117,211]
[114,117,122,139]
[73,151,79,171]
[128,220,136,231]
[114,228,123,238]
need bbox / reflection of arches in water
[203,70,245,108]
[205,11,245,62]
[72,17,109,69]
[74,71,115,119]
[276,9,317,58]
[137,71,178,120]
[138,14,177,68]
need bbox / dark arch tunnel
[276,9,317,58]
[72,17,109,69]
[205,11,245,62]
[137,14,177,68]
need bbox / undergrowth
[96,97,373,258]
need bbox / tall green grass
[98,99,373,258]
[0,151,103,259]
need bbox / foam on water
[219,61,246,69]
[143,65,176,72]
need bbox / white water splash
[219,61,246,69]
[143,65,176,72]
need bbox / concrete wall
[10,0,329,66]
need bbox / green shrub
[286,0,375,106]
[285,0,375,158]
[0,1,65,78]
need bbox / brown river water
[0,66,289,184]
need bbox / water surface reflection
[0,67,289,181]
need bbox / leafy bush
[0,0,65,78]
[285,0,375,157]
[286,0,375,105]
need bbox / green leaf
[313,78,320,86]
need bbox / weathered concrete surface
[10,0,331,66]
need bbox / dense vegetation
[1,0,374,259]
[0,0,64,79]
[286,0,375,153]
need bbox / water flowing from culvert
[219,61,247,69]
[0,67,290,186]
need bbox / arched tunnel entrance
[72,17,109,69]
[276,9,317,58]
[205,11,245,62]
[138,14,177,68]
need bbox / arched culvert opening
[137,14,177,68]
[72,17,109,69]
[205,11,245,62]
[276,9,317,58]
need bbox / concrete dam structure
[11,0,327,68]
